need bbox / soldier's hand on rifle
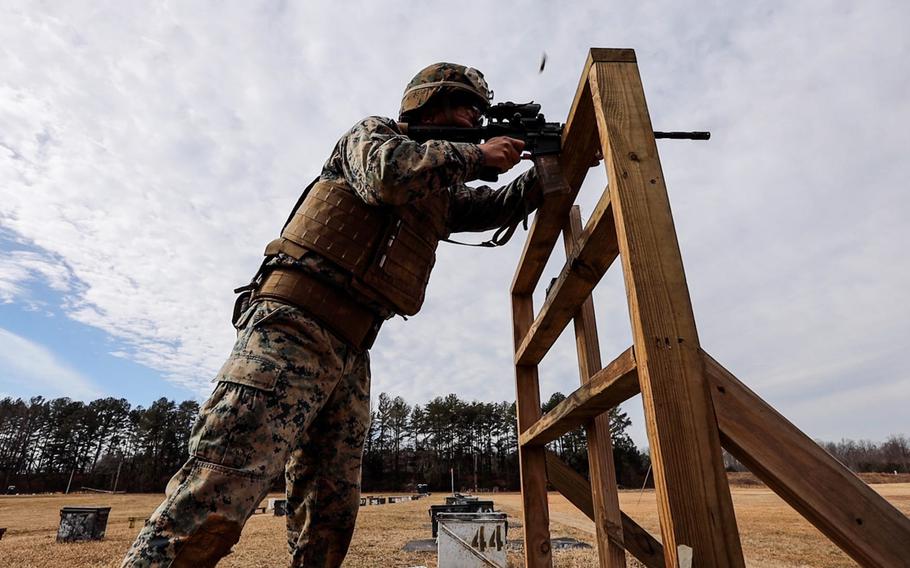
[479,136,525,173]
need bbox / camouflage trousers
[122,299,371,568]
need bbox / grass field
[1,484,908,567]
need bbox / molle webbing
[267,180,447,316]
[355,216,437,315]
[278,181,385,273]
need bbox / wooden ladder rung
[514,192,620,367]
[520,348,638,447]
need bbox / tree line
[362,392,649,492]
[3,393,905,494]
[0,396,198,493]
[722,435,910,475]
[818,437,910,473]
[0,392,648,494]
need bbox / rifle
[399,101,709,181]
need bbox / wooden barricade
[510,47,910,568]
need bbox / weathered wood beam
[512,293,553,568]
[545,450,665,568]
[590,54,744,567]
[511,155,573,294]
[704,350,910,568]
[511,48,616,296]
[520,348,638,447]
[564,206,626,568]
[514,188,619,366]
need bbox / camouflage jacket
[268,116,539,316]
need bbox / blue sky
[2,1,909,448]
[0,233,192,403]
[0,302,190,404]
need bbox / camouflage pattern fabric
[398,62,492,120]
[323,116,537,213]
[122,300,370,568]
[328,115,488,205]
[124,110,539,567]
[271,115,538,314]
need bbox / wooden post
[65,467,75,495]
[111,459,123,493]
[588,50,744,567]
[510,155,574,568]
[563,206,625,567]
[513,293,552,568]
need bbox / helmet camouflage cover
[399,62,493,120]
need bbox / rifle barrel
[653,131,711,140]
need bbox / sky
[1,0,908,449]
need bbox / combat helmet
[399,62,493,121]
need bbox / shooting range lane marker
[437,513,508,568]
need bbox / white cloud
[1,1,908,445]
[0,248,73,307]
[0,327,101,399]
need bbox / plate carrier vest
[262,179,450,318]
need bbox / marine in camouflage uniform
[122,63,538,568]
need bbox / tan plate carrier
[256,179,450,349]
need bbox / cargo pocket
[215,352,284,392]
[215,302,290,392]
[189,381,273,471]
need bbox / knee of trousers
[162,458,273,529]
[124,458,266,568]
[168,507,244,568]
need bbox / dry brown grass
[0,484,908,567]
